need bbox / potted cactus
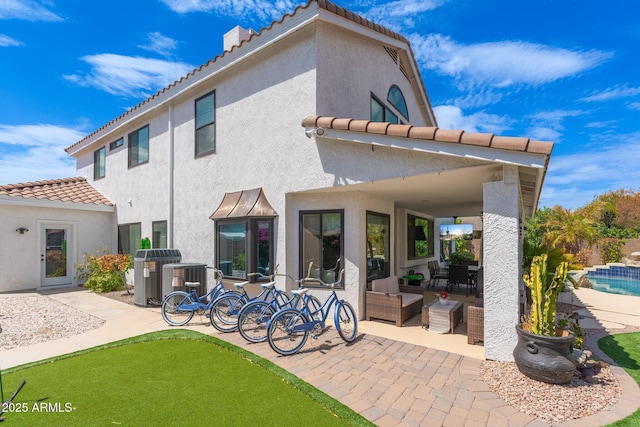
[513,254,576,384]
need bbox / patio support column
[482,165,521,361]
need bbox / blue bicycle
[161,267,237,326]
[266,269,357,355]
[237,270,321,343]
[209,271,284,333]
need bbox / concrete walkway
[1,287,639,426]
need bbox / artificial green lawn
[601,332,640,427]
[1,330,374,426]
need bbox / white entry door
[41,224,72,287]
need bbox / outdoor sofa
[365,275,426,327]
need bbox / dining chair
[446,264,470,294]
[428,260,448,288]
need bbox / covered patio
[302,116,552,361]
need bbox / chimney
[223,26,256,52]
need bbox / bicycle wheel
[161,291,195,326]
[210,293,246,332]
[238,301,276,343]
[267,308,309,356]
[335,301,357,342]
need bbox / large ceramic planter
[513,324,576,384]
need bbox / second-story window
[387,85,408,120]
[109,137,123,151]
[128,125,149,168]
[94,146,106,179]
[371,94,398,124]
[195,91,215,157]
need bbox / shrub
[76,251,133,293]
[599,238,625,264]
[574,248,592,268]
[448,250,474,265]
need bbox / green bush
[75,251,133,293]
[599,238,625,264]
[449,250,475,265]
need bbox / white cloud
[581,85,640,102]
[364,0,449,30]
[539,132,640,209]
[0,0,63,21]
[64,54,194,98]
[0,33,22,46]
[525,110,583,142]
[585,120,618,129]
[138,32,179,58]
[0,124,85,184]
[160,0,300,21]
[629,102,640,111]
[410,34,612,89]
[433,105,511,134]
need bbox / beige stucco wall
[0,202,115,293]
[316,21,430,126]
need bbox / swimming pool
[587,265,640,297]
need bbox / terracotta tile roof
[0,177,113,206]
[65,0,411,153]
[301,116,554,156]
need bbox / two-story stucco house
[1,0,552,361]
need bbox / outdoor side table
[422,299,463,333]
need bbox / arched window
[387,85,408,120]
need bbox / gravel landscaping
[482,354,621,424]
[0,294,104,350]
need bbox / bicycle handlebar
[304,268,345,288]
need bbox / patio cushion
[371,276,400,294]
[399,292,423,307]
[372,278,389,293]
[386,276,400,294]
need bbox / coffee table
[422,299,463,333]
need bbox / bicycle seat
[259,281,276,289]
[185,282,200,288]
[233,281,250,289]
[291,288,309,296]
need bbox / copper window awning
[209,187,277,219]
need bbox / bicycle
[266,268,357,355]
[237,269,321,343]
[209,270,284,333]
[161,267,238,326]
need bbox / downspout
[168,104,175,248]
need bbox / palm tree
[541,206,597,255]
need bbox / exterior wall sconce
[16,227,29,234]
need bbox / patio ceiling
[305,163,505,217]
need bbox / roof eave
[0,195,116,212]
[308,126,551,170]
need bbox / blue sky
[0,0,638,210]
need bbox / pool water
[588,276,640,296]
